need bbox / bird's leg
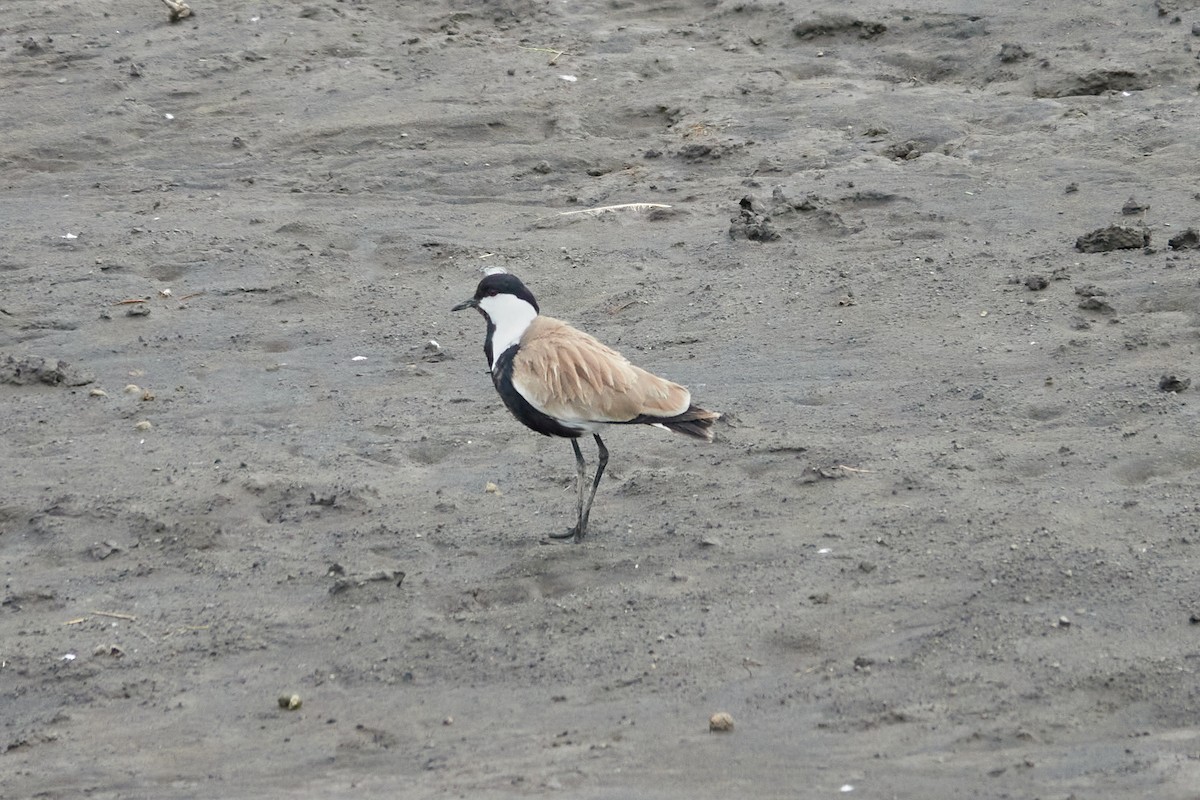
[572,437,587,535]
[548,438,587,540]
[575,434,608,543]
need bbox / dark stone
[1167,228,1199,250]
[1075,225,1149,252]
[1158,375,1191,393]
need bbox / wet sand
[3,1,1200,797]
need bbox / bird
[452,271,720,542]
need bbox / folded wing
[511,316,691,425]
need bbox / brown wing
[511,316,691,424]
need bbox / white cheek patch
[479,293,537,368]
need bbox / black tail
[631,405,721,442]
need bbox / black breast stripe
[492,346,583,439]
[483,317,497,369]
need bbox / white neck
[480,293,538,370]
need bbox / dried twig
[162,624,210,639]
[91,610,138,621]
[559,203,672,217]
[607,299,648,315]
[160,0,193,22]
[130,624,157,641]
[517,45,573,65]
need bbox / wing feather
[511,316,691,424]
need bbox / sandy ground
[3,1,1200,797]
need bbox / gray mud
[3,2,1199,797]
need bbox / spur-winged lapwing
[452,272,720,542]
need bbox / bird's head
[451,272,540,321]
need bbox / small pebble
[89,388,108,398]
[278,694,302,710]
[88,540,120,560]
[1158,375,1191,393]
[134,420,153,431]
[421,339,447,362]
[1121,196,1148,215]
[1078,296,1115,314]
[123,384,142,395]
[709,712,735,732]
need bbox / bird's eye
[485,288,498,297]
